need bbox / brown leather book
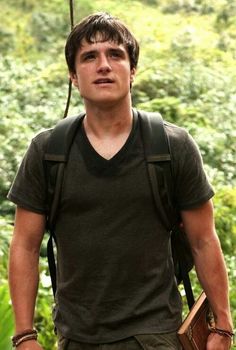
[178,292,213,350]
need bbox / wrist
[12,329,38,348]
[213,311,233,330]
[215,320,234,333]
[17,339,38,350]
[209,326,234,341]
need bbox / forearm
[9,237,40,333]
[193,235,233,330]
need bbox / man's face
[70,38,136,108]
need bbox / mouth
[93,78,114,84]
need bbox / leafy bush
[0,218,14,349]
[35,266,57,350]
[161,0,215,14]
[0,284,14,350]
[214,187,236,255]
[1,0,235,348]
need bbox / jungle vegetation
[0,0,235,349]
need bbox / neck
[83,100,133,138]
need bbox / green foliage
[134,57,236,186]
[0,0,235,347]
[29,12,68,51]
[0,217,13,280]
[215,0,236,30]
[214,187,236,255]
[0,284,14,350]
[0,55,83,212]
[35,267,57,350]
[165,1,212,14]
[226,255,236,329]
[0,218,14,350]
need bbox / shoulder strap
[137,109,195,309]
[45,113,85,228]
[44,113,85,297]
[45,114,84,162]
[136,109,174,230]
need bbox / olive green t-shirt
[8,114,214,343]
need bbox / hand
[207,333,232,350]
[17,339,44,350]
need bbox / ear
[130,68,136,83]
[69,72,79,88]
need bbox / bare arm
[9,206,46,349]
[181,199,233,350]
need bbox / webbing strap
[47,235,57,297]
[45,114,84,162]
[137,109,194,310]
[147,163,171,230]
[46,162,66,297]
[137,110,174,229]
[147,155,171,162]
[45,114,84,297]
[181,261,195,309]
[173,229,195,309]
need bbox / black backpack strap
[172,228,195,309]
[136,109,173,229]
[44,113,85,297]
[137,109,195,309]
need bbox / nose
[97,54,112,73]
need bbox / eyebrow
[109,48,126,56]
[79,47,126,61]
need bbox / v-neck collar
[76,112,139,176]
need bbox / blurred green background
[0,0,235,349]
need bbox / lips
[94,78,114,84]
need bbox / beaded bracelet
[12,329,38,347]
[210,327,234,339]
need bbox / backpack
[44,109,195,309]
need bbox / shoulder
[29,128,53,155]
[137,109,199,156]
[163,120,189,142]
[32,128,53,144]
[163,120,200,157]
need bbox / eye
[109,50,124,59]
[83,53,96,61]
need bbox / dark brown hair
[65,12,139,73]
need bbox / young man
[8,12,233,350]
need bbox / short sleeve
[7,130,51,214]
[165,123,214,210]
